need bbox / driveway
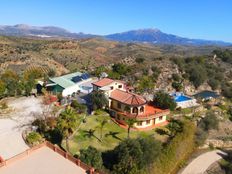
[181,150,227,174]
[0,97,45,160]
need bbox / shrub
[195,128,208,146]
[105,137,162,174]
[199,112,219,131]
[80,146,103,170]
[135,57,145,63]
[26,132,43,146]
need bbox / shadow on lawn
[105,131,122,141]
[83,129,101,142]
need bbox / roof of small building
[110,89,146,106]
[92,78,114,87]
[49,72,91,89]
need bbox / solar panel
[72,76,82,83]
[81,73,90,80]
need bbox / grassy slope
[65,112,168,155]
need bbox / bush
[172,74,181,82]
[80,146,103,170]
[135,57,145,63]
[195,128,208,146]
[103,137,162,174]
[26,132,43,146]
[208,78,220,90]
[199,112,219,131]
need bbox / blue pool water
[174,95,192,102]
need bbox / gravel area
[0,97,46,160]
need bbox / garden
[63,110,168,155]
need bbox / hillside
[1,35,232,95]
[0,36,228,75]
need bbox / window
[118,85,122,88]
[137,121,142,126]
[159,116,163,121]
[146,120,150,125]
[117,102,122,109]
[110,86,114,90]
[140,106,144,113]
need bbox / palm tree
[126,118,137,139]
[99,119,107,140]
[57,106,78,152]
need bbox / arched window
[132,107,138,114]
[140,106,144,113]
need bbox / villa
[46,72,97,97]
[92,78,169,129]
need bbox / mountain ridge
[0,24,230,46]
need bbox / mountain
[0,24,95,38]
[0,24,230,46]
[105,29,231,46]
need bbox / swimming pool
[172,93,192,102]
[174,95,192,102]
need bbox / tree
[172,81,183,91]
[137,76,154,92]
[125,118,137,138]
[112,139,143,174]
[172,74,181,82]
[188,66,207,88]
[1,70,20,96]
[208,78,220,90]
[166,119,183,138]
[91,91,108,110]
[98,119,107,140]
[153,91,177,111]
[112,63,130,75]
[71,100,87,114]
[57,107,79,152]
[0,80,6,98]
[199,111,219,131]
[106,138,162,174]
[80,146,103,170]
[135,57,145,63]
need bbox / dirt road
[181,150,227,174]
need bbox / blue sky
[0,0,231,42]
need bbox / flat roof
[0,146,86,174]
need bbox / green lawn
[64,111,168,155]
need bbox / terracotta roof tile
[92,78,114,87]
[110,89,146,106]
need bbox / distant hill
[0,24,231,46]
[0,24,95,39]
[105,29,231,46]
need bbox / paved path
[0,97,45,160]
[181,150,227,174]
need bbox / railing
[0,141,103,174]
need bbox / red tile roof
[110,89,146,106]
[115,104,170,120]
[92,78,114,87]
